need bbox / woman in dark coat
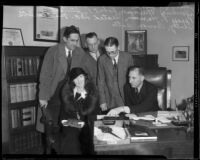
[59,67,98,154]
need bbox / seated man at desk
[107,66,159,116]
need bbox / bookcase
[2,46,48,154]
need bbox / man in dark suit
[107,66,159,116]
[36,25,86,133]
[98,37,134,113]
[82,32,105,86]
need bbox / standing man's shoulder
[74,46,86,55]
[120,51,132,57]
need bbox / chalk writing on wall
[138,6,194,34]
[17,6,194,34]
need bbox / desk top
[92,112,194,158]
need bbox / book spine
[16,58,23,76]
[10,57,14,77]
[10,110,15,128]
[10,84,17,103]
[32,57,37,75]
[24,57,29,76]
[36,57,40,72]
[21,83,29,101]
[13,58,17,76]
[28,58,33,75]
[6,58,12,78]
[13,109,17,128]
[15,84,22,102]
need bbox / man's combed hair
[85,32,98,39]
[128,65,145,76]
[104,37,119,47]
[63,25,80,38]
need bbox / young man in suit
[36,25,86,133]
[107,66,159,116]
[97,37,134,113]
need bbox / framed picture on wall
[172,46,189,61]
[3,28,25,46]
[34,6,60,42]
[125,30,147,55]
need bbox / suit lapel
[105,55,114,76]
[138,81,146,102]
[58,44,67,73]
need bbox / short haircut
[85,32,98,39]
[104,37,119,47]
[128,65,145,76]
[63,25,80,38]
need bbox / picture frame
[125,30,147,55]
[2,28,25,46]
[172,46,189,61]
[34,6,60,42]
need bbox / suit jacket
[97,51,134,109]
[124,80,159,113]
[81,47,105,86]
[60,81,98,121]
[39,43,86,101]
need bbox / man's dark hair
[128,65,145,76]
[104,37,119,47]
[85,32,98,39]
[63,25,80,38]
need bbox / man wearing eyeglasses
[97,37,134,113]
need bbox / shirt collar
[65,47,71,57]
[89,51,100,61]
[74,87,87,99]
[113,53,119,64]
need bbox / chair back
[144,67,171,110]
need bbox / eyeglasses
[106,50,118,56]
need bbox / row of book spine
[9,83,37,103]
[6,56,40,77]
[11,131,41,153]
[10,106,36,128]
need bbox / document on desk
[126,114,155,121]
[94,125,129,145]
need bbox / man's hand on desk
[107,106,130,116]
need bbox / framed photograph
[172,46,189,61]
[3,28,24,46]
[34,6,60,42]
[125,30,147,55]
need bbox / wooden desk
[92,113,193,159]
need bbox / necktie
[113,59,117,70]
[67,50,72,68]
[135,88,139,95]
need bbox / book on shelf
[10,109,21,128]
[10,84,17,103]
[16,58,23,76]
[7,56,41,77]
[21,83,29,101]
[22,107,35,126]
[15,84,22,102]
[126,124,157,142]
[9,83,37,103]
